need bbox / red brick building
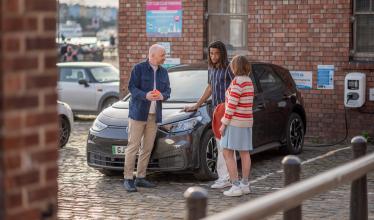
[0,0,58,219]
[119,0,374,142]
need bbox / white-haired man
[124,44,171,192]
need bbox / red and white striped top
[221,75,254,128]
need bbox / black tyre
[100,97,118,112]
[281,113,305,154]
[59,116,71,148]
[194,130,218,181]
[99,169,122,176]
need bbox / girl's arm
[221,80,242,125]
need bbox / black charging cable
[304,106,349,147]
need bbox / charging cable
[304,106,349,147]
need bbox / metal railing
[184,136,373,220]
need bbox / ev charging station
[344,72,366,108]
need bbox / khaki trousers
[124,114,157,179]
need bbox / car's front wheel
[281,113,305,154]
[59,116,71,148]
[194,130,218,181]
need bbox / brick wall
[118,0,205,95]
[0,0,58,219]
[119,0,374,141]
[247,0,374,141]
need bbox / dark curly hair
[208,41,228,69]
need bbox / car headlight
[92,119,108,132]
[161,116,202,133]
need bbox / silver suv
[57,62,119,115]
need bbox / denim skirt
[219,125,253,151]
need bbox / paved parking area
[58,119,374,219]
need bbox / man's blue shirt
[128,60,171,123]
[208,65,234,108]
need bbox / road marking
[250,146,352,184]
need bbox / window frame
[206,0,248,57]
[351,0,374,61]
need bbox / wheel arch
[97,92,119,111]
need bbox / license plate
[112,145,126,155]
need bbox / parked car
[86,63,306,180]
[58,101,74,148]
[57,62,120,115]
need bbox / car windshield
[167,70,208,102]
[123,69,208,103]
[90,66,119,83]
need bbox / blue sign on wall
[317,65,334,89]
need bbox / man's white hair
[148,44,165,57]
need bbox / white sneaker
[210,179,231,189]
[223,184,243,197]
[239,182,251,195]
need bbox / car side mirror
[78,79,89,87]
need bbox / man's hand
[219,124,226,136]
[183,105,198,112]
[146,91,159,101]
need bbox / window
[351,0,374,61]
[59,68,88,82]
[253,65,283,93]
[90,66,119,83]
[207,0,248,56]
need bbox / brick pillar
[0,0,58,219]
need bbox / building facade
[0,0,59,219]
[119,0,374,142]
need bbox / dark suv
[86,63,306,180]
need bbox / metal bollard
[184,187,208,220]
[350,136,368,220]
[282,155,302,220]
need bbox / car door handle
[257,103,265,109]
[283,94,292,100]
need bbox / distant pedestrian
[123,44,171,192]
[63,45,78,62]
[109,34,116,58]
[109,34,116,47]
[220,55,254,197]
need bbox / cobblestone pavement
[58,119,374,219]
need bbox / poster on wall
[290,71,313,89]
[317,65,334,89]
[146,0,182,37]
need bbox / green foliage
[361,131,373,143]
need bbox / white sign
[290,71,313,89]
[317,65,334,89]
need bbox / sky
[60,0,119,8]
